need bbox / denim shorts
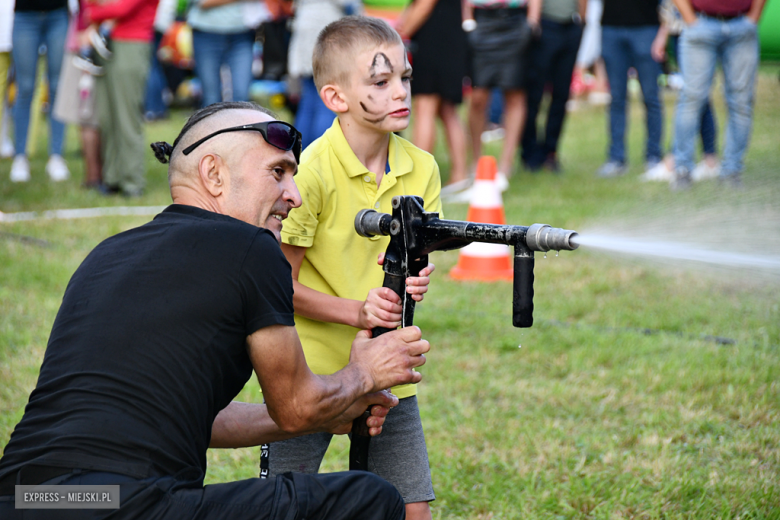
[265,396,435,504]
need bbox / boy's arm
[281,243,404,330]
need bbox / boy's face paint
[342,43,412,132]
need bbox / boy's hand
[358,288,402,330]
[377,253,436,303]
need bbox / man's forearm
[210,401,297,448]
[672,0,698,24]
[748,0,767,22]
[527,0,542,24]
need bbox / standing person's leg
[0,52,10,135]
[520,24,548,170]
[192,29,227,107]
[11,11,43,159]
[96,55,120,190]
[81,125,102,187]
[598,26,630,174]
[542,21,582,168]
[673,18,718,179]
[144,30,169,119]
[295,77,318,149]
[0,52,13,158]
[718,16,759,181]
[226,30,255,103]
[102,41,152,196]
[498,88,526,177]
[266,431,333,477]
[468,87,491,163]
[438,100,468,185]
[294,77,334,149]
[699,102,718,158]
[411,94,441,154]
[359,396,434,520]
[630,25,664,167]
[672,33,718,171]
[43,7,69,158]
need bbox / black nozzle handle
[350,269,406,471]
[512,243,534,328]
[349,408,372,470]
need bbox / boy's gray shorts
[264,396,435,504]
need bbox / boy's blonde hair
[312,15,403,91]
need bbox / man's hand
[350,326,430,392]
[651,26,669,62]
[322,390,399,436]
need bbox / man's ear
[320,84,348,113]
[198,153,226,197]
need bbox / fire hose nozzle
[355,209,392,237]
[525,223,579,252]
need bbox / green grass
[2,71,779,518]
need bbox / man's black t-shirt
[0,205,294,481]
[602,0,660,26]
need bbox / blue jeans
[11,8,69,156]
[295,77,334,150]
[670,35,717,156]
[144,30,168,118]
[521,19,583,166]
[601,25,663,165]
[192,29,255,107]
[673,15,758,176]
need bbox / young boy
[269,15,442,520]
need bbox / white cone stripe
[460,242,511,257]
[0,206,167,223]
[468,180,503,208]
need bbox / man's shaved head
[154,101,277,181]
[155,101,301,237]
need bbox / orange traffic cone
[449,156,514,281]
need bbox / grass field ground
[1,70,779,518]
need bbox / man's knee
[292,471,405,520]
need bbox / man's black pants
[0,468,405,519]
[521,18,584,168]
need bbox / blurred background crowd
[0,0,777,198]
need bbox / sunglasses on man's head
[182,121,302,163]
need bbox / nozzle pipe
[525,224,579,252]
[355,209,392,237]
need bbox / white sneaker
[640,161,674,182]
[588,91,611,106]
[496,171,509,192]
[480,127,505,144]
[440,178,473,196]
[46,154,71,182]
[0,138,13,158]
[691,160,720,182]
[10,155,31,182]
[443,186,474,203]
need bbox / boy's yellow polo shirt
[281,118,442,399]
